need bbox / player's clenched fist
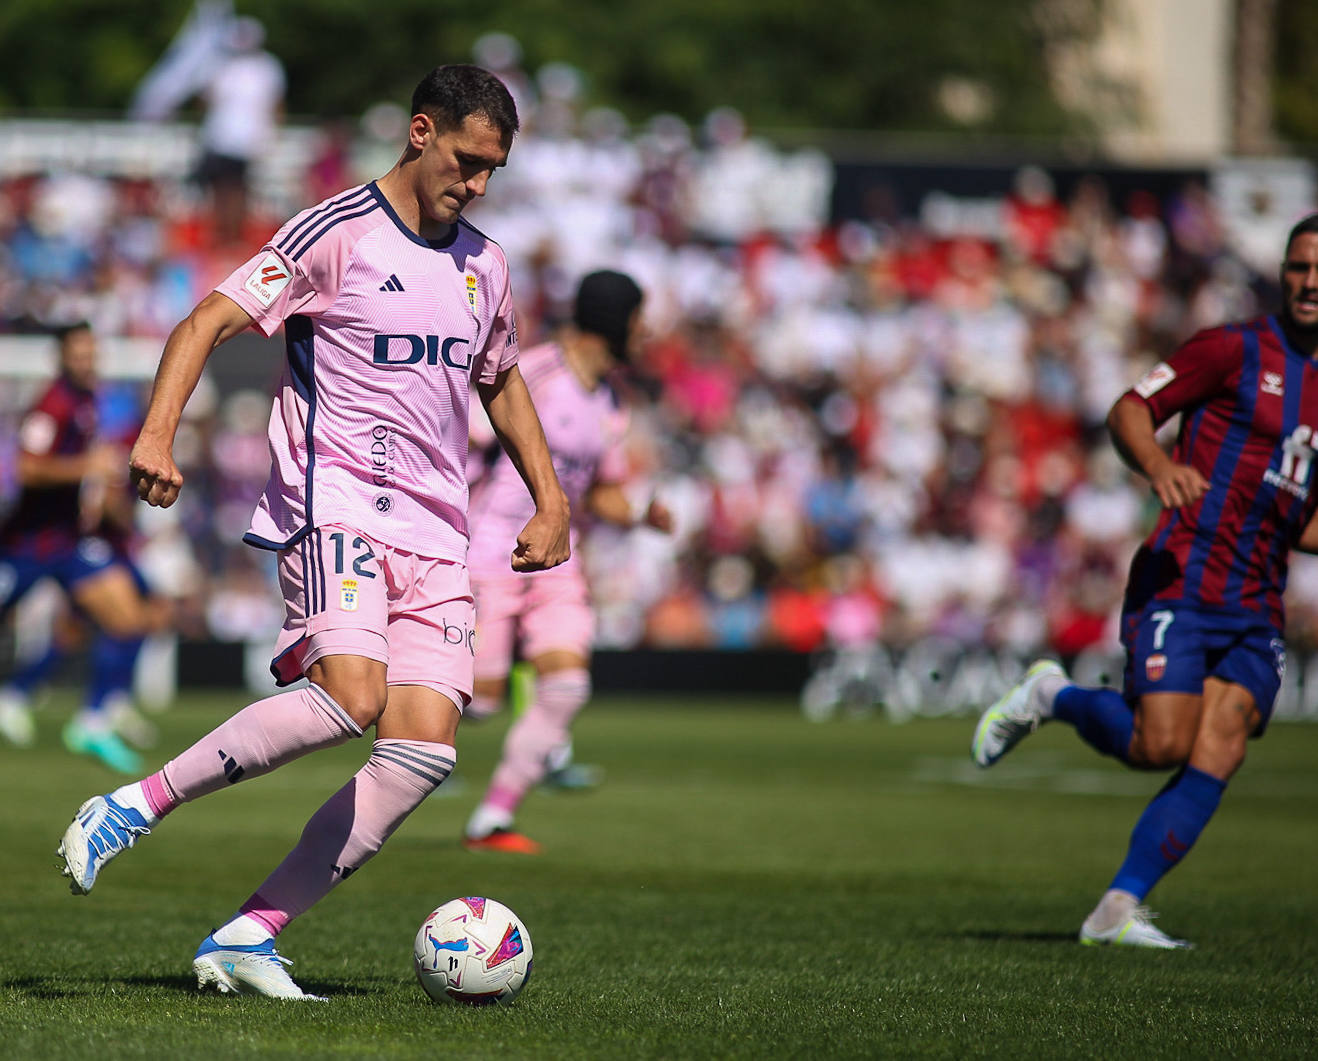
[1149,462,1209,510]
[129,436,184,508]
[511,506,571,571]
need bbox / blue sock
[1110,765,1227,900]
[1053,685,1134,761]
[86,634,143,713]
[8,642,63,696]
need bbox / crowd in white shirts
[5,67,1318,661]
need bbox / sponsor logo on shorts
[341,578,359,611]
[442,617,477,656]
[1145,653,1167,681]
[243,253,292,307]
[77,536,114,566]
[1272,638,1286,680]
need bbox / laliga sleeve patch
[19,411,58,455]
[243,252,293,308]
[1134,362,1176,399]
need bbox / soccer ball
[413,896,534,1005]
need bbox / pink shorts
[472,568,594,680]
[269,525,474,710]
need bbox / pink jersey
[467,341,627,575]
[216,181,519,562]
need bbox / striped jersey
[216,181,520,562]
[1123,315,1318,627]
[466,341,627,576]
[0,375,97,555]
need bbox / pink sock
[156,684,362,806]
[484,669,590,815]
[237,739,456,933]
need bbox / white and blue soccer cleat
[193,933,326,1000]
[57,794,152,895]
[971,658,1066,767]
[1080,906,1192,949]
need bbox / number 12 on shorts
[329,531,378,579]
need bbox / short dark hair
[410,64,519,140]
[1285,213,1318,256]
[53,320,92,347]
[574,270,644,361]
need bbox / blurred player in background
[972,214,1318,948]
[0,323,168,770]
[56,64,569,1001]
[194,16,285,245]
[463,270,672,854]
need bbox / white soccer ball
[413,896,534,1005]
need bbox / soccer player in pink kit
[462,270,672,854]
[55,65,570,1000]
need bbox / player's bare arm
[477,363,570,571]
[132,292,254,508]
[1107,394,1208,509]
[16,442,124,489]
[1297,507,1318,554]
[585,481,674,532]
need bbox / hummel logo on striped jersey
[380,274,405,292]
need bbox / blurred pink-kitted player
[462,270,673,854]
[55,65,570,1001]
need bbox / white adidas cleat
[193,934,327,1001]
[1079,907,1192,949]
[971,659,1066,767]
[57,794,152,895]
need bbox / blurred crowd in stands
[4,34,1318,662]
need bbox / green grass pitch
[2,691,1316,1059]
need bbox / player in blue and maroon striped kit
[0,323,163,768]
[971,213,1318,948]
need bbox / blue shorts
[1120,601,1284,734]
[0,536,121,616]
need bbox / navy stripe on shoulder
[284,192,381,262]
[277,186,373,256]
[457,216,501,250]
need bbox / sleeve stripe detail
[276,186,373,256]
[279,191,378,261]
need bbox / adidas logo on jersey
[379,274,405,292]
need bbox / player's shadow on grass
[2,975,369,999]
[1,974,196,999]
[961,929,1079,944]
[125,975,371,998]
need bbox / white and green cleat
[970,659,1066,767]
[1080,907,1192,949]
